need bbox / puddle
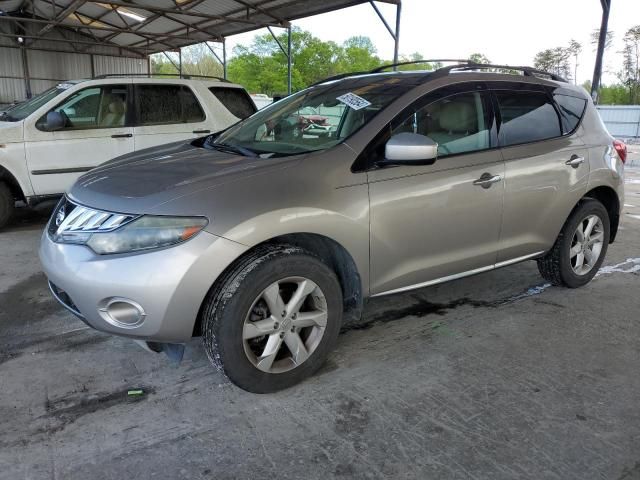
[595,257,640,277]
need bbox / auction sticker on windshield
[336,92,371,111]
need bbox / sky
[224,0,640,85]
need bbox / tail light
[613,139,627,164]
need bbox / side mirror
[383,132,438,166]
[43,111,65,132]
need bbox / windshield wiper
[208,141,258,158]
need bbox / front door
[368,89,505,295]
[24,83,134,195]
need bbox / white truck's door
[24,83,134,196]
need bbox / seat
[428,100,478,153]
[101,97,126,127]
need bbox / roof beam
[0,14,206,41]
[0,32,150,55]
[231,0,288,25]
[37,0,87,35]
[93,1,285,27]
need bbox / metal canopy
[0,0,401,57]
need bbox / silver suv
[40,61,627,393]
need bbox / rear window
[553,94,587,134]
[496,91,562,146]
[209,87,256,119]
[136,85,205,125]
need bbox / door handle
[565,155,585,168]
[473,173,502,189]
[193,129,211,134]
[111,133,132,138]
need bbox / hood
[0,120,24,144]
[69,139,298,213]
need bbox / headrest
[439,101,476,132]
[108,98,125,114]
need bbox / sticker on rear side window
[336,92,371,111]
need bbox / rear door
[493,84,590,262]
[367,84,506,295]
[24,83,134,195]
[132,84,209,150]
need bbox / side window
[136,85,205,125]
[41,85,128,130]
[209,87,257,119]
[394,91,493,157]
[553,94,587,135]
[495,91,562,146]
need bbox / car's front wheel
[202,244,342,393]
[537,199,610,288]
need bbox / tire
[0,182,14,230]
[537,199,610,288]
[202,244,343,393]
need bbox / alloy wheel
[570,214,604,275]
[242,277,328,374]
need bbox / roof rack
[371,59,478,73]
[311,60,567,88]
[310,59,476,87]
[92,73,230,82]
[431,63,568,82]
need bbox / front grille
[48,196,138,240]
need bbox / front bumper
[39,228,247,343]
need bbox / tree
[619,25,640,104]
[533,47,572,80]
[224,28,384,95]
[567,39,582,85]
[591,28,614,52]
[468,53,491,64]
[335,36,383,72]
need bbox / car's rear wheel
[0,182,15,230]
[201,245,342,393]
[537,199,610,288]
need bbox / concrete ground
[1,155,640,480]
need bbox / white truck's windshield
[0,86,69,122]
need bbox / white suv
[0,75,256,228]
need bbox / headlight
[86,216,208,254]
[49,198,208,254]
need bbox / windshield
[0,86,70,122]
[210,75,413,157]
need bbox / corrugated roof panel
[0,0,388,54]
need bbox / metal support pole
[205,41,227,79]
[90,53,95,78]
[20,46,32,99]
[223,38,227,80]
[394,2,401,66]
[162,51,180,72]
[369,1,402,69]
[287,26,292,95]
[178,48,183,77]
[591,0,611,104]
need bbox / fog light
[98,298,146,328]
